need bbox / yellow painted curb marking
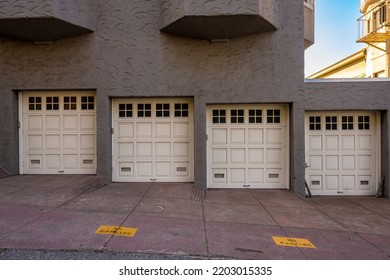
[272,236,315,249]
[95,225,138,237]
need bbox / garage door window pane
[267,110,280,124]
[249,110,262,124]
[64,96,77,110]
[29,97,42,111]
[213,110,226,124]
[326,116,337,130]
[81,96,94,110]
[231,109,244,124]
[358,116,370,130]
[119,104,132,118]
[138,104,151,117]
[309,116,321,130]
[46,97,59,110]
[156,103,170,117]
[175,103,189,117]
[342,116,354,130]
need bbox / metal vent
[83,159,93,165]
[269,173,279,179]
[360,180,369,185]
[176,167,187,172]
[214,173,225,179]
[311,180,320,185]
[31,160,40,165]
[121,167,132,172]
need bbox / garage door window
[46,97,59,110]
[213,110,226,124]
[64,96,77,110]
[267,109,280,124]
[28,97,42,111]
[342,116,354,130]
[137,104,152,117]
[156,103,170,117]
[174,103,189,117]
[249,109,262,123]
[325,116,337,130]
[81,96,95,110]
[309,116,321,130]
[231,109,244,123]
[118,104,133,118]
[358,116,370,130]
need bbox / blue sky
[305,0,363,76]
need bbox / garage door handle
[305,163,310,168]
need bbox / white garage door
[207,104,289,189]
[20,91,96,174]
[112,98,194,182]
[305,111,380,195]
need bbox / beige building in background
[309,0,390,78]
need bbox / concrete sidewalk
[0,175,390,259]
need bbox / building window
[174,103,189,117]
[156,103,170,117]
[325,116,338,130]
[342,116,354,130]
[46,96,59,111]
[81,96,94,110]
[137,104,151,117]
[249,109,262,124]
[358,116,370,130]
[64,96,77,110]
[28,97,42,111]
[119,104,132,118]
[212,110,226,124]
[231,109,244,124]
[309,116,321,131]
[267,109,281,124]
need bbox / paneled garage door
[207,104,289,189]
[20,91,96,174]
[305,111,380,195]
[112,98,194,182]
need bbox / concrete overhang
[0,0,96,42]
[160,0,279,40]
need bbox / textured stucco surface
[0,0,96,41]
[160,0,279,39]
[0,0,389,197]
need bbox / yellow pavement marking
[95,225,138,237]
[272,236,315,249]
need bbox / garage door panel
[137,142,153,158]
[118,123,134,138]
[207,104,289,189]
[212,128,228,144]
[306,111,379,195]
[155,142,171,158]
[46,116,61,131]
[63,135,78,150]
[136,123,153,138]
[325,135,339,151]
[112,98,194,182]
[21,91,96,175]
[155,123,171,138]
[231,149,245,163]
[63,115,78,131]
[248,148,263,164]
[173,123,190,138]
[28,116,43,131]
[28,135,43,150]
[308,135,322,151]
[230,128,245,144]
[248,128,263,144]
